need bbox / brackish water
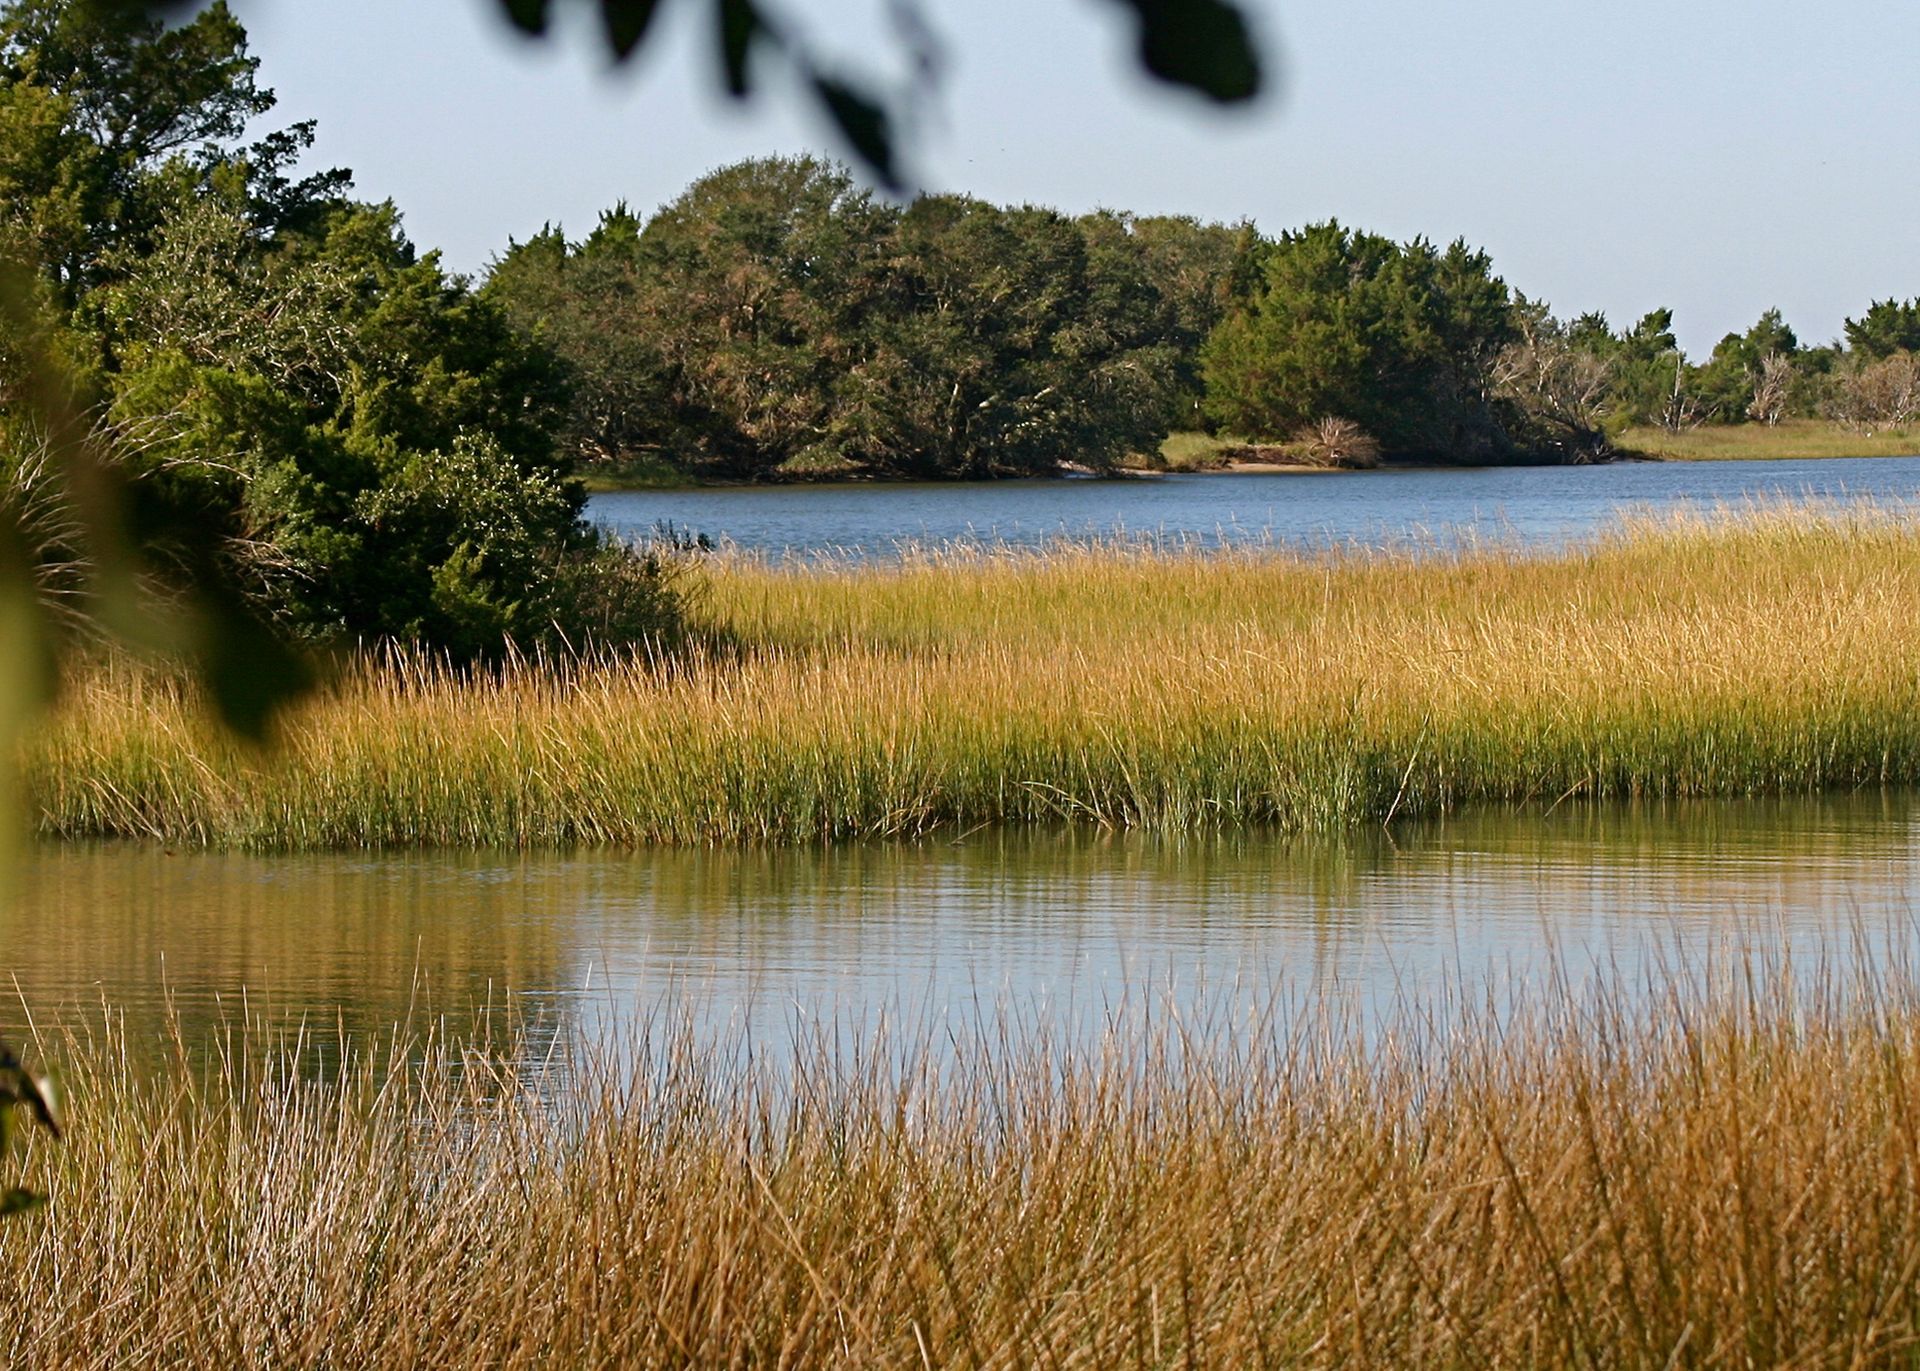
[589,455,1920,558]
[11,794,1919,1065]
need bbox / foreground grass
[1618,418,1920,461]
[9,966,1920,1366]
[27,506,1920,847]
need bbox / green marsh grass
[27,505,1920,848]
[12,959,1920,1366]
[1141,430,1246,470]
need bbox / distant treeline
[483,158,1241,480]
[487,157,1920,477]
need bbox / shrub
[1291,416,1380,467]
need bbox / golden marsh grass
[1618,419,1920,461]
[9,959,1920,1366]
[26,504,1920,847]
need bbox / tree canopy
[2,0,685,675]
[486,157,1218,479]
[1199,222,1537,461]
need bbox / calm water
[589,455,1920,558]
[10,794,1920,1066]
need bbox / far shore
[1190,459,1327,474]
[580,420,1920,492]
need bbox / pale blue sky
[226,0,1920,355]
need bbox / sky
[224,0,1920,357]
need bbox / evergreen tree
[1198,221,1521,460]
[1844,299,1920,360]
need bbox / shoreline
[581,420,1920,491]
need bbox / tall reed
[26,504,1920,847]
[7,957,1920,1366]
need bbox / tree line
[3,0,1917,663]
[492,171,1920,478]
[483,159,1243,480]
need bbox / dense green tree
[632,156,896,476]
[868,195,1174,477]
[1099,212,1242,428]
[488,159,1189,480]
[1589,307,1684,426]
[84,183,652,652]
[1691,308,1799,423]
[1844,299,1920,361]
[0,0,329,294]
[2,0,681,661]
[1199,222,1521,460]
[484,207,666,464]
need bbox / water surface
[10,793,1917,1068]
[589,455,1920,559]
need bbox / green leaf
[500,0,552,34]
[0,1189,46,1218]
[811,75,898,190]
[599,0,664,60]
[1113,0,1262,103]
[718,0,764,97]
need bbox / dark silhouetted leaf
[501,0,551,35]
[0,1189,45,1218]
[195,581,315,745]
[811,76,897,189]
[1112,0,1261,102]
[599,0,664,60]
[718,0,765,97]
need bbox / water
[9,794,1919,1067]
[589,455,1920,559]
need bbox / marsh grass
[26,504,1920,847]
[1618,419,1920,461]
[1139,430,1249,470]
[10,957,1920,1366]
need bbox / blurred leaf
[599,0,664,60]
[0,1044,59,1144]
[502,0,552,34]
[193,576,316,746]
[886,0,945,86]
[1111,0,1262,102]
[0,551,52,905]
[718,0,764,97]
[0,1189,45,1218]
[810,76,897,190]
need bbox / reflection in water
[5,792,1918,1071]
